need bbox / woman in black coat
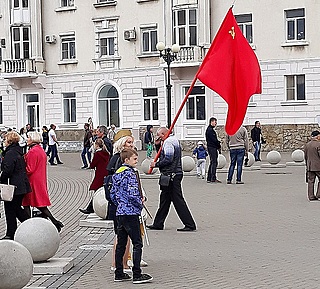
[1,131,31,239]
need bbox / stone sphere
[182,156,196,172]
[93,187,108,219]
[246,152,255,167]
[217,154,227,169]
[291,149,304,162]
[140,158,158,174]
[14,218,60,262]
[266,150,281,165]
[0,240,33,289]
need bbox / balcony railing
[1,59,36,74]
[175,46,209,63]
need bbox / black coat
[0,143,31,195]
[205,125,221,149]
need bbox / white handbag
[0,183,16,201]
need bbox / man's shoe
[114,273,132,282]
[133,273,153,284]
[236,181,244,184]
[146,224,163,230]
[79,208,94,214]
[309,198,319,201]
[57,162,63,164]
[49,163,57,166]
[81,165,88,169]
[177,226,196,232]
[213,179,222,183]
[227,180,232,184]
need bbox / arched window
[98,84,119,127]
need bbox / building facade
[0,0,319,144]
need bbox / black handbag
[159,174,171,186]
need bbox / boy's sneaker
[114,273,132,282]
[133,273,153,284]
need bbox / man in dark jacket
[205,117,221,183]
[97,125,113,156]
[304,130,320,201]
[81,123,92,169]
[147,127,196,232]
[251,120,263,161]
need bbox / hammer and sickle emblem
[229,27,235,39]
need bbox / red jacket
[89,150,110,191]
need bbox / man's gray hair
[98,125,108,135]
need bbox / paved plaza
[1,152,320,288]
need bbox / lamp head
[156,41,165,51]
[171,44,180,53]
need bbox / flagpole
[147,75,199,174]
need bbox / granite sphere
[141,158,158,174]
[182,156,196,172]
[291,149,304,162]
[266,150,281,165]
[14,218,60,262]
[217,154,227,169]
[93,187,108,219]
[0,240,33,289]
[246,152,255,167]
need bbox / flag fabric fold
[197,8,262,135]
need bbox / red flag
[197,8,262,135]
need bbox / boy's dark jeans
[115,215,143,279]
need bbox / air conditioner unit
[124,29,136,41]
[45,35,56,44]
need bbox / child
[144,125,154,158]
[193,141,208,179]
[110,148,153,284]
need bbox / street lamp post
[156,42,180,128]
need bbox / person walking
[48,124,63,165]
[304,130,320,201]
[0,131,31,239]
[205,117,221,183]
[96,125,113,156]
[251,121,263,161]
[42,126,49,151]
[107,124,117,143]
[81,123,92,169]
[226,126,249,184]
[110,148,153,284]
[144,125,154,159]
[22,131,64,232]
[193,141,208,179]
[148,127,196,232]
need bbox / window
[0,96,3,124]
[286,75,305,101]
[26,94,40,129]
[61,0,74,7]
[173,8,197,46]
[100,37,115,57]
[98,85,119,127]
[12,26,30,59]
[13,0,28,8]
[235,14,253,43]
[141,27,157,53]
[185,86,205,120]
[143,88,158,121]
[61,34,76,60]
[286,8,305,41]
[63,93,76,123]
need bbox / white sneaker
[127,259,133,267]
[127,259,148,267]
[110,266,132,273]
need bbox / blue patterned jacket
[110,164,143,216]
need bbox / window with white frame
[13,0,28,8]
[143,88,158,121]
[98,84,120,127]
[60,33,76,60]
[141,27,157,53]
[185,86,205,120]
[61,0,74,7]
[235,14,253,43]
[286,75,305,101]
[11,26,30,59]
[63,93,76,123]
[285,8,305,41]
[173,8,197,46]
[94,19,118,59]
[0,96,3,124]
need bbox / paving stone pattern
[1,153,320,288]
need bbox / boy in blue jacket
[193,141,208,179]
[110,148,153,284]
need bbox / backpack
[103,166,128,201]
